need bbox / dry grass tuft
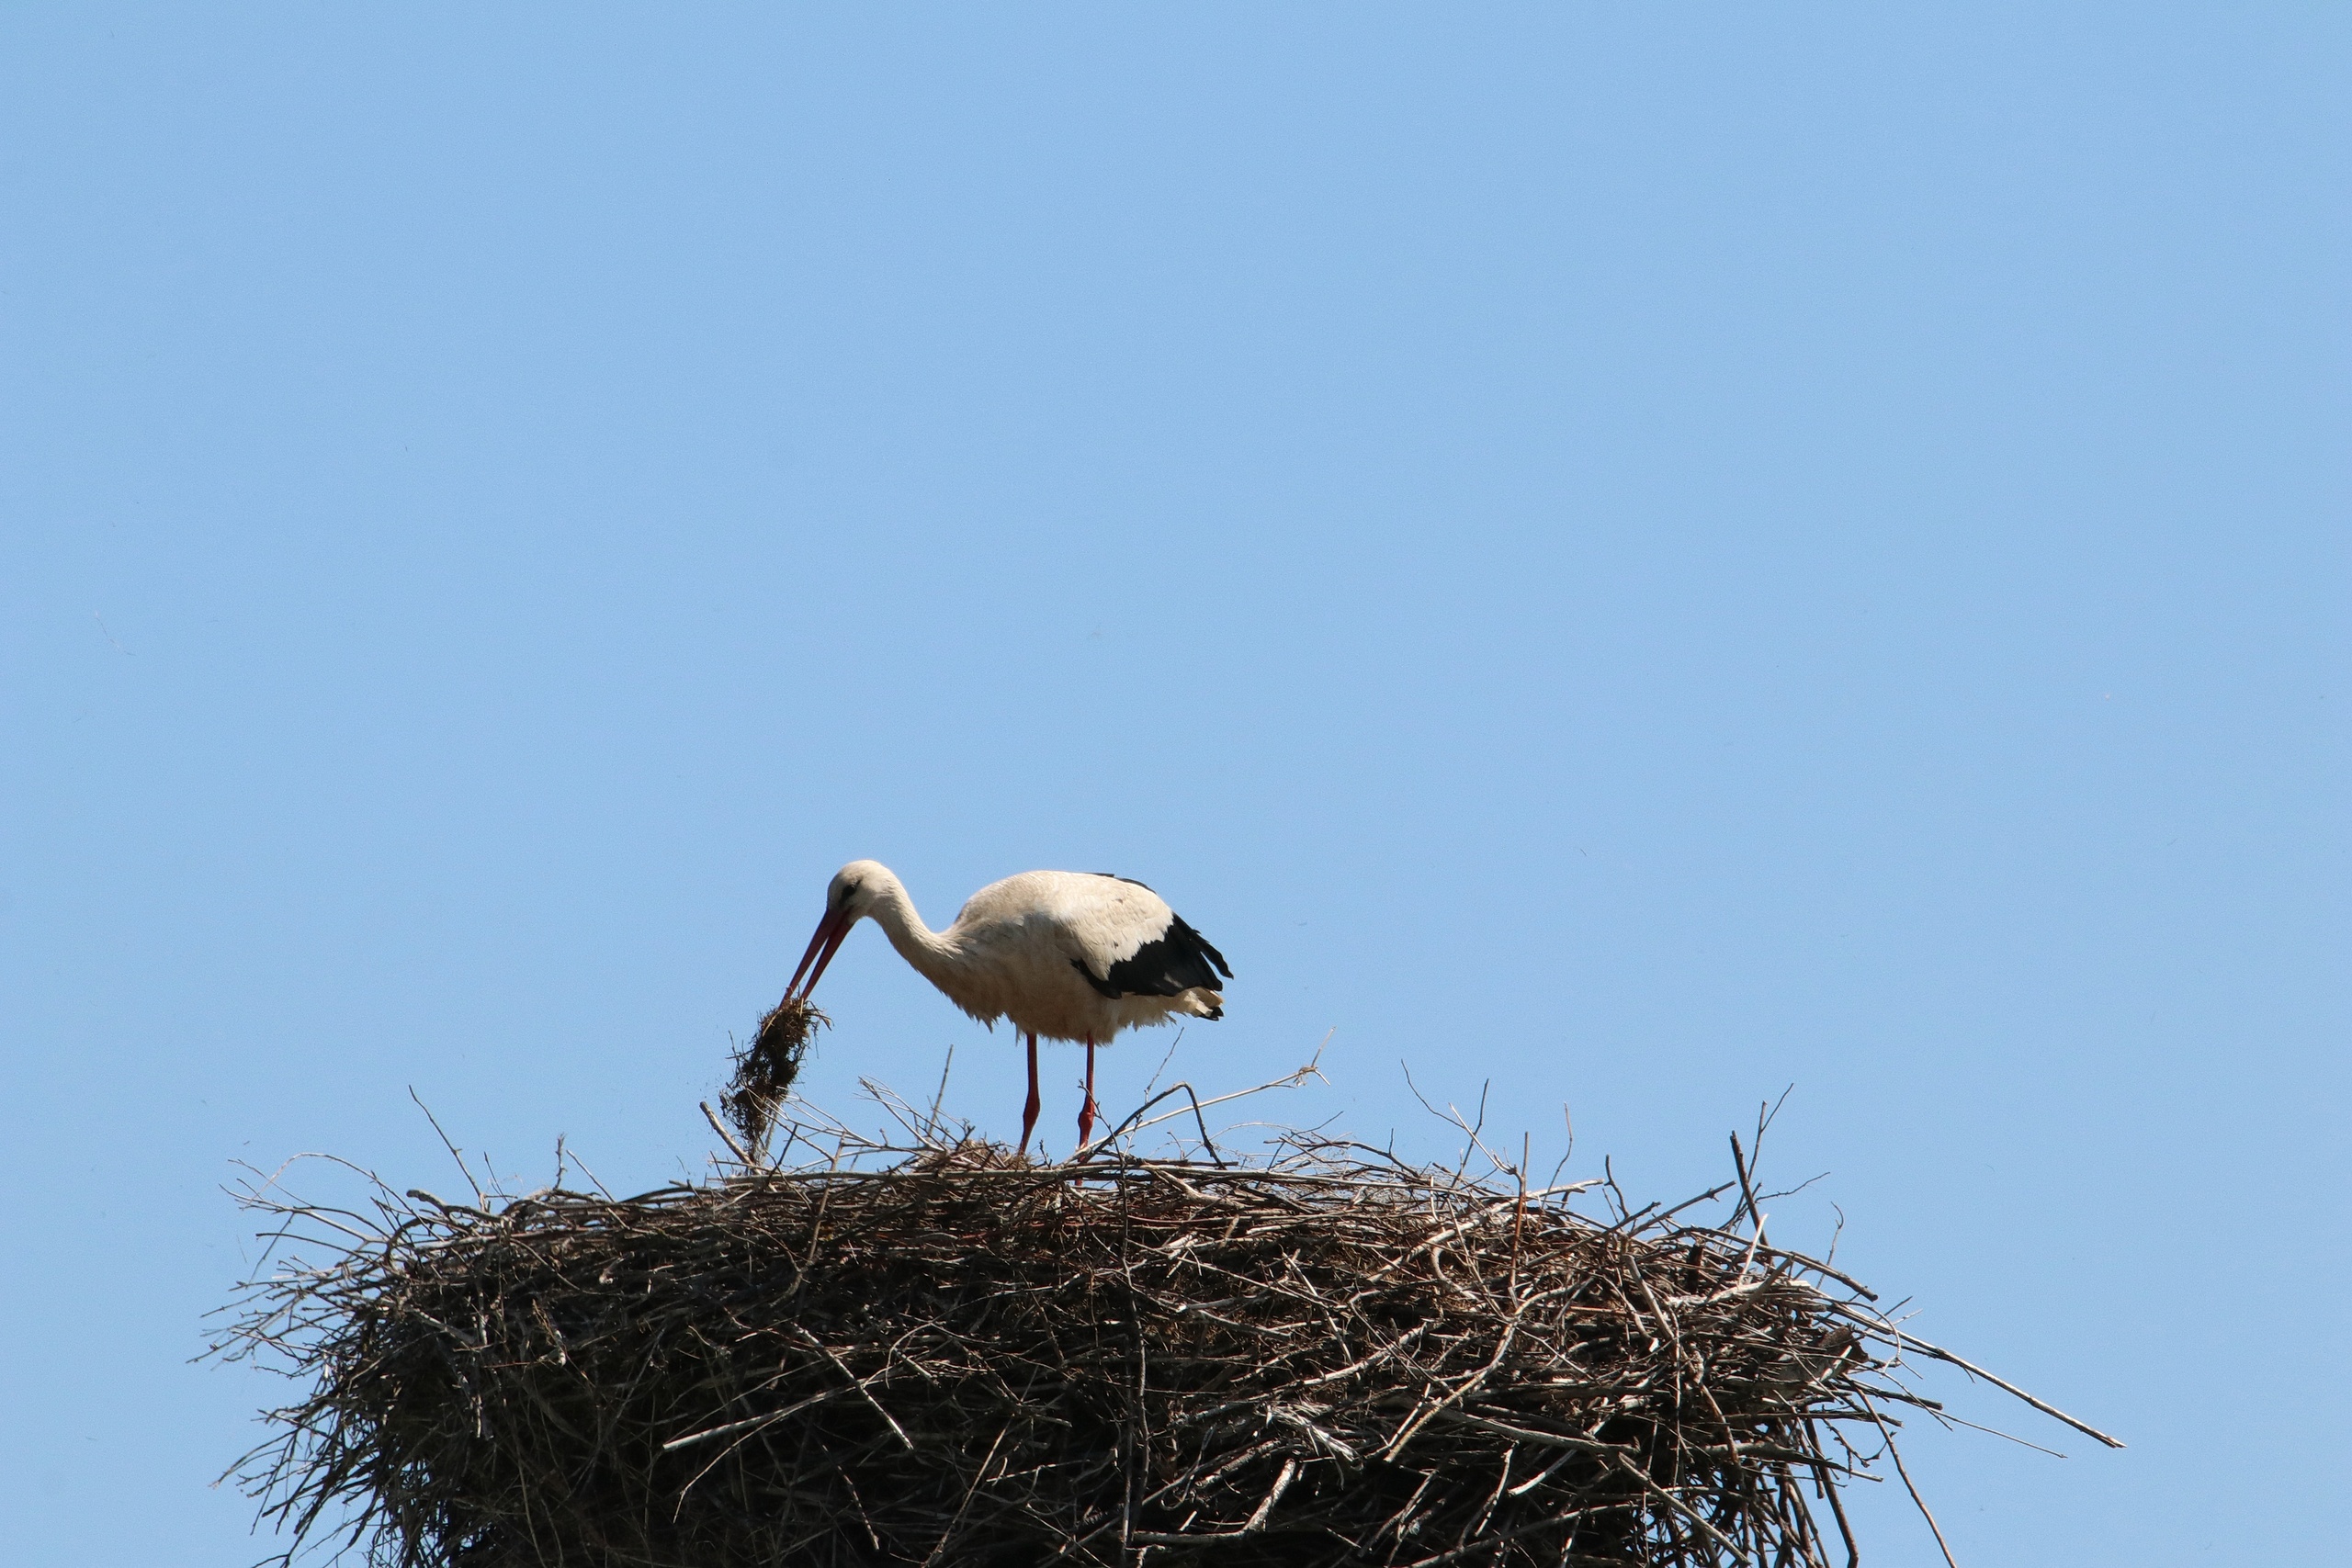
[721,996,828,1155]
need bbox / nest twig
[214,1087,2115,1568]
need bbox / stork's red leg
[1017,1032,1041,1157]
[1077,1035,1099,1150]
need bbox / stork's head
[786,860,892,1000]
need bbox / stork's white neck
[860,870,962,987]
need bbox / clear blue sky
[4,6,2343,1563]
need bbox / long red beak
[786,906,854,1001]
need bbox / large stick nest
[217,1090,2112,1568]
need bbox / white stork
[784,860,1232,1153]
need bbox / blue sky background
[4,6,2344,1563]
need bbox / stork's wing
[1070,914,1233,1004]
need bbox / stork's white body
[786,860,1230,1151]
[870,868,1226,1043]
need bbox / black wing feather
[1070,913,1233,1014]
